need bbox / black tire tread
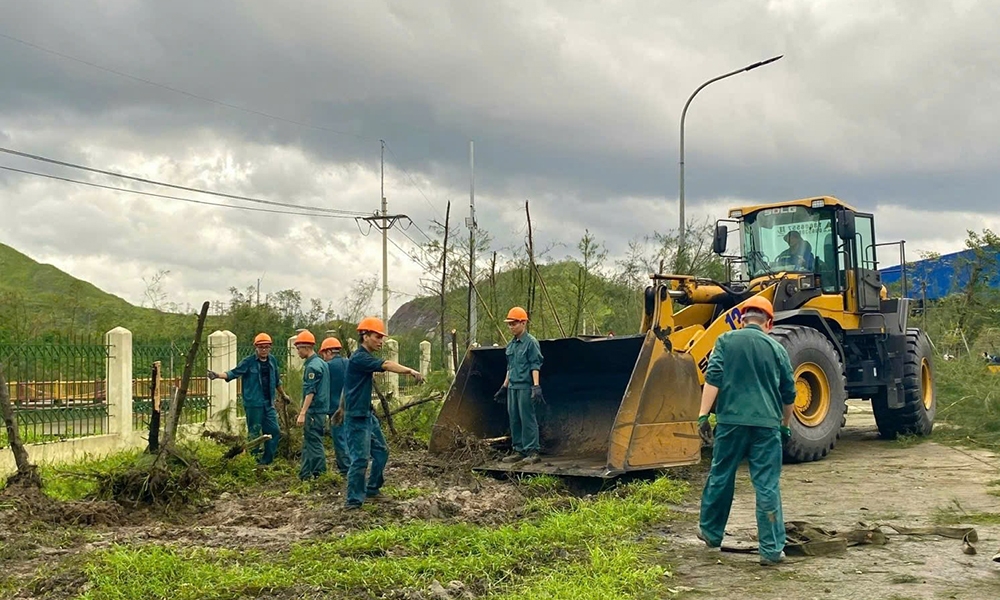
[769,325,847,463]
[873,329,935,439]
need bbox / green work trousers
[507,387,539,454]
[699,423,786,562]
[245,404,280,465]
[299,413,328,481]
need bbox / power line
[0,146,365,216]
[0,165,356,218]
[0,31,368,141]
[384,142,444,219]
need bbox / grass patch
[33,440,300,503]
[382,485,431,500]
[933,358,1000,450]
[933,507,1000,525]
[517,474,563,495]
[77,477,689,600]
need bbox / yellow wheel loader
[428,196,936,477]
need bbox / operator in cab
[774,229,814,271]
[696,296,796,566]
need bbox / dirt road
[662,401,1000,599]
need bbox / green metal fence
[0,336,110,448]
[132,342,211,431]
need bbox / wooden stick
[147,361,162,454]
[372,381,398,436]
[223,434,272,460]
[388,394,444,416]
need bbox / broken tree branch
[388,394,444,416]
[0,363,40,487]
[163,301,210,450]
[146,361,162,454]
[372,381,398,436]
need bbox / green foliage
[933,357,1000,451]
[77,477,687,600]
[392,370,452,443]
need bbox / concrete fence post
[419,340,431,377]
[384,339,400,399]
[208,330,237,430]
[446,342,456,376]
[347,338,358,354]
[287,336,304,372]
[105,327,133,439]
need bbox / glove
[207,370,218,381]
[493,386,508,404]
[698,415,714,446]
[530,385,545,405]
[780,425,792,444]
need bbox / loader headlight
[729,209,743,218]
[811,199,825,208]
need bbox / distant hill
[388,261,645,343]
[0,243,215,340]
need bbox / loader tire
[770,325,847,463]
[872,330,935,439]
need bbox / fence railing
[131,342,212,430]
[0,336,110,447]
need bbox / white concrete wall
[1,326,245,478]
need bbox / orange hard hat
[293,330,316,346]
[253,333,272,346]
[505,306,529,322]
[357,316,388,336]
[320,337,342,352]
[741,296,774,319]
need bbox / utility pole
[359,140,410,326]
[381,140,389,324]
[466,140,478,348]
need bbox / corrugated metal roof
[879,247,1000,300]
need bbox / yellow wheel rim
[793,362,831,427]
[921,358,933,410]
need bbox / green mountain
[388,260,646,346]
[0,243,213,341]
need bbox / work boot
[501,453,524,464]
[696,529,720,550]
[759,551,785,566]
[520,453,541,465]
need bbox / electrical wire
[0,165,355,218]
[0,31,367,141]
[0,146,365,216]
[0,31,448,218]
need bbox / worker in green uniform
[337,316,424,509]
[493,306,544,466]
[319,336,350,476]
[293,330,330,481]
[208,333,289,466]
[696,296,796,566]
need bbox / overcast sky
[2,0,999,319]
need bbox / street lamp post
[677,54,783,270]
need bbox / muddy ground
[2,400,999,599]
[663,400,1000,599]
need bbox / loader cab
[716,196,882,314]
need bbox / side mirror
[837,210,856,242]
[713,223,728,254]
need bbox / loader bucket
[428,332,702,478]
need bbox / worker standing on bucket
[294,330,331,481]
[339,317,424,509]
[208,333,289,466]
[494,307,544,465]
[696,296,796,566]
[319,336,350,477]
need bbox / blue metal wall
[879,248,1000,300]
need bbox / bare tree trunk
[0,363,38,486]
[526,201,537,323]
[440,201,451,369]
[372,382,398,436]
[450,329,459,373]
[490,251,498,345]
[163,302,210,449]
